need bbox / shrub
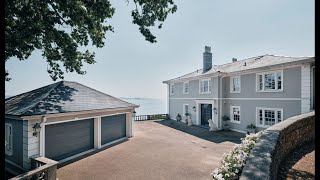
[246,123,256,129]
[211,131,264,180]
[222,115,230,121]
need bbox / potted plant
[246,123,256,134]
[222,115,230,131]
[176,114,182,122]
[184,112,192,126]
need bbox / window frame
[170,84,174,95]
[256,107,283,128]
[256,70,283,92]
[183,82,189,94]
[5,123,13,156]
[230,106,241,124]
[199,79,211,94]
[230,76,241,93]
[183,104,189,116]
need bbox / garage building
[5,81,138,175]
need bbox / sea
[120,98,167,116]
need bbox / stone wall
[240,111,315,180]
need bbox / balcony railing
[134,114,168,121]
[10,156,58,180]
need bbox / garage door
[45,119,94,161]
[101,114,126,145]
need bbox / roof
[5,81,139,116]
[163,54,314,83]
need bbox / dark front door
[45,119,94,161]
[201,104,212,126]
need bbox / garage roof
[5,81,139,116]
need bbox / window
[170,84,174,95]
[230,76,241,93]
[183,82,189,94]
[257,71,283,92]
[199,79,211,94]
[183,104,189,116]
[256,108,283,127]
[5,123,13,156]
[230,106,241,124]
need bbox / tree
[5,0,177,81]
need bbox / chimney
[203,46,212,73]
[232,58,237,62]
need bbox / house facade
[5,81,138,176]
[163,46,315,133]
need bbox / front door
[201,104,212,126]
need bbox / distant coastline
[119,97,167,115]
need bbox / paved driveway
[57,120,244,180]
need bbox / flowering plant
[211,131,264,180]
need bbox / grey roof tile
[164,55,314,82]
[5,81,138,116]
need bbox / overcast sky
[5,0,314,100]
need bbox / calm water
[120,98,167,115]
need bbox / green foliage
[5,0,177,81]
[222,115,230,121]
[246,123,256,129]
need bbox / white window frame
[256,107,283,128]
[183,82,189,94]
[199,79,211,94]
[170,84,174,95]
[230,76,241,93]
[5,123,13,156]
[183,104,189,116]
[230,106,241,124]
[256,70,283,92]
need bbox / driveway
[57,120,245,180]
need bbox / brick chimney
[203,46,212,73]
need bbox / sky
[5,0,314,100]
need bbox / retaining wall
[240,111,315,180]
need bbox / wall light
[192,106,196,112]
[213,107,218,114]
[32,123,41,137]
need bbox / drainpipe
[219,72,227,129]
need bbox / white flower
[215,173,224,180]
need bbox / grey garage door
[101,114,126,145]
[45,119,94,161]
